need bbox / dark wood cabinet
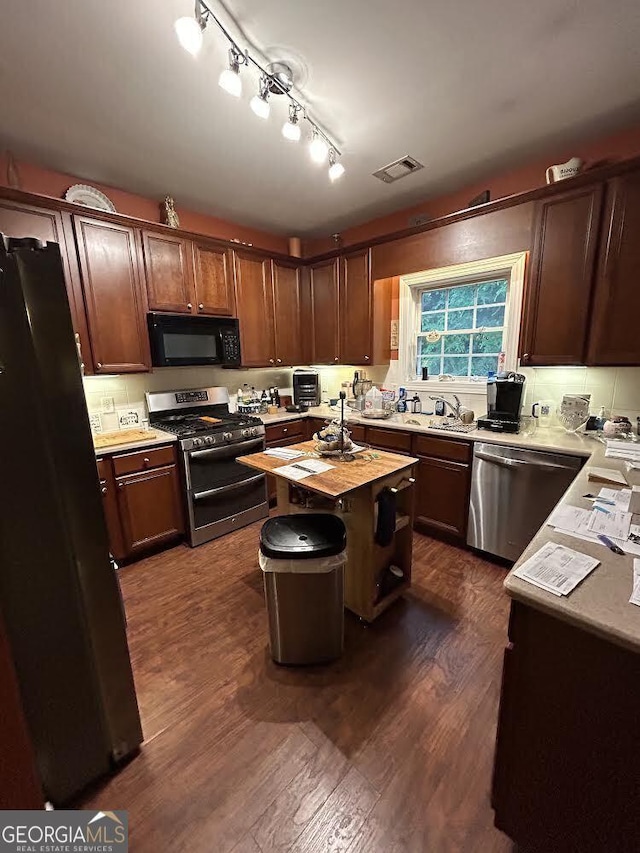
[74,216,150,373]
[233,250,275,367]
[309,258,340,364]
[97,457,126,562]
[193,241,234,316]
[142,229,194,313]
[272,259,303,365]
[115,464,184,556]
[0,199,94,373]
[366,426,412,455]
[264,420,304,502]
[520,185,603,366]
[340,249,372,365]
[588,170,640,364]
[413,435,471,540]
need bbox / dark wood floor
[79,523,513,852]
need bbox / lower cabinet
[265,419,304,503]
[98,445,184,562]
[366,426,412,455]
[412,434,472,540]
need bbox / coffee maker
[477,372,526,433]
[293,370,320,410]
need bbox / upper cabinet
[0,199,94,373]
[233,249,276,367]
[340,249,372,365]
[272,259,303,366]
[74,216,150,373]
[142,230,194,314]
[588,170,640,365]
[192,241,235,316]
[309,258,341,364]
[520,185,603,366]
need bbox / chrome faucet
[429,394,462,419]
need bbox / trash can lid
[260,513,346,560]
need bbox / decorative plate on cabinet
[64,184,116,212]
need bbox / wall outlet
[101,396,115,414]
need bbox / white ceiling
[2,0,640,237]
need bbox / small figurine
[162,196,180,228]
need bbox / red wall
[0,153,290,255]
[303,122,640,256]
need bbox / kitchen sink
[427,421,477,434]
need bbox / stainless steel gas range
[146,387,268,546]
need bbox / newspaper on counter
[513,542,600,596]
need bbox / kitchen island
[239,441,418,622]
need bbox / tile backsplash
[519,366,640,420]
[83,364,387,429]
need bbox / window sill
[402,379,488,396]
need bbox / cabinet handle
[522,353,530,363]
[118,482,124,489]
[269,358,275,364]
[334,357,339,362]
[364,355,370,361]
[198,303,204,310]
[283,427,288,433]
[101,486,107,495]
[277,358,282,364]
[187,302,193,309]
[143,457,150,465]
[97,362,103,369]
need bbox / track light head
[309,131,329,165]
[282,104,302,142]
[328,149,345,181]
[218,47,244,97]
[250,77,271,120]
[174,1,207,56]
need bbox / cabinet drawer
[347,423,366,443]
[96,458,109,480]
[412,434,472,463]
[265,420,303,444]
[366,427,412,454]
[112,444,176,476]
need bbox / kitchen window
[417,278,507,379]
[397,252,527,391]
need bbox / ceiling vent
[373,155,424,184]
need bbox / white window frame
[398,252,528,395]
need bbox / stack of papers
[513,542,600,596]
[605,439,640,462]
[275,459,335,481]
[547,489,640,554]
[630,559,640,607]
[264,447,305,460]
[587,508,632,540]
[587,466,628,486]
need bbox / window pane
[422,289,446,311]
[418,356,442,377]
[471,355,499,376]
[472,331,503,353]
[444,333,470,354]
[477,279,507,305]
[476,305,505,328]
[442,356,470,377]
[421,311,445,332]
[446,308,474,330]
[447,285,475,308]
[418,336,442,355]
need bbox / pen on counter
[597,534,625,555]
[292,463,316,474]
[593,505,611,514]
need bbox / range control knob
[241,428,250,438]
[193,438,204,447]
[223,431,233,442]
[205,436,215,445]
[251,427,260,437]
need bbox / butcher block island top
[239,440,418,499]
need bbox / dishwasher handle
[474,449,578,472]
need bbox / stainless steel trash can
[259,514,346,665]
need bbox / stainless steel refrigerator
[0,235,143,804]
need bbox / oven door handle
[193,473,265,501]
[188,437,264,459]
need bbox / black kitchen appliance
[148,312,241,367]
[293,369,320,409]
[477,372,526,433]
[146,387,268,546]
[0,235,142,804]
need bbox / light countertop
[94,428,177,457]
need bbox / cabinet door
[142,229,194,313]
[97,459,126,562]
[233,250,275,367]
[74,216,150,373]
[414,455,471,539]
[0,200,94,373]
[116,464,184,556]
[272,259,302,365]
[520,184,603,366]
[193,241,235,316]
[310,258,340,364]
[340,249,372,365]
[588,171,640,364]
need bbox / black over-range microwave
[148,313,241,367]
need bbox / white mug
[546,157,582,184]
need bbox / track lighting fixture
[309,131,329,165]
[174,0,208,56]
[250,77,271,120]
[218,47,244,97]
[282,105,302,142]
[328,149,345,181]
[173,0,345,178]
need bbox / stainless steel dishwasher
[467,442,584,561]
